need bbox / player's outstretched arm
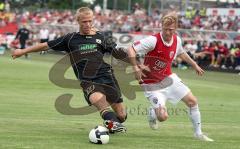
[178,52,204,76]
[12,42,49,59]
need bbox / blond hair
[161,11,178,28]
[75,7,93,21]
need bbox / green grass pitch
[0,51,240,149]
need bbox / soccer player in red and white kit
[128,12,214,141]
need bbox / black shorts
[80,74,123,105]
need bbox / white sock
[188,104,202,135]
[149,106,157,120]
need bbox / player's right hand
[12,49,24,59]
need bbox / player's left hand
[194,65,204,76]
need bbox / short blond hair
[75,7,93,21]
[161,11,178,28]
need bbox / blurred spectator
[195,41,214,67]
[39,27,49,54]
[233,44,240,70]
[210,41,219,66]
[5,0,10,12]
[199,8,206,17]
[0,1,4,12]
[94,4,101,15]
[48,29,57,41]
[120,21,132,33]
[39,27,49,43]
[0,34,6,55]
[216,41,229,68]
[10,36,19,49]
[132,3,140,13]
[184,40,198,58]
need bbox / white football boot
[194,133,214,142]
[147,107,158,130]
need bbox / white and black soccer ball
[89,125,109,144]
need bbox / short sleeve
[132,36,157,55]
[175,36,185,57]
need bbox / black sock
[101,111,120,123]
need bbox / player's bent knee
[89,92,109,111]
[89,92,106,103]
[187,98,198,107]
[89,93,107,104]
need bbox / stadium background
[1,0,240,71]
[0,0,240,148]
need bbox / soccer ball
[89,125,109,144]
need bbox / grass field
[0,51,240,149]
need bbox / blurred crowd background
[0,0,240,72]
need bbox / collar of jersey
[160,32,173,47]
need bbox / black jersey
[47,32,117,81]
[16,28,30,41]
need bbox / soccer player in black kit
[15,24,30,58]
[12,7,128,133]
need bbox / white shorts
[141,73,190,108]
